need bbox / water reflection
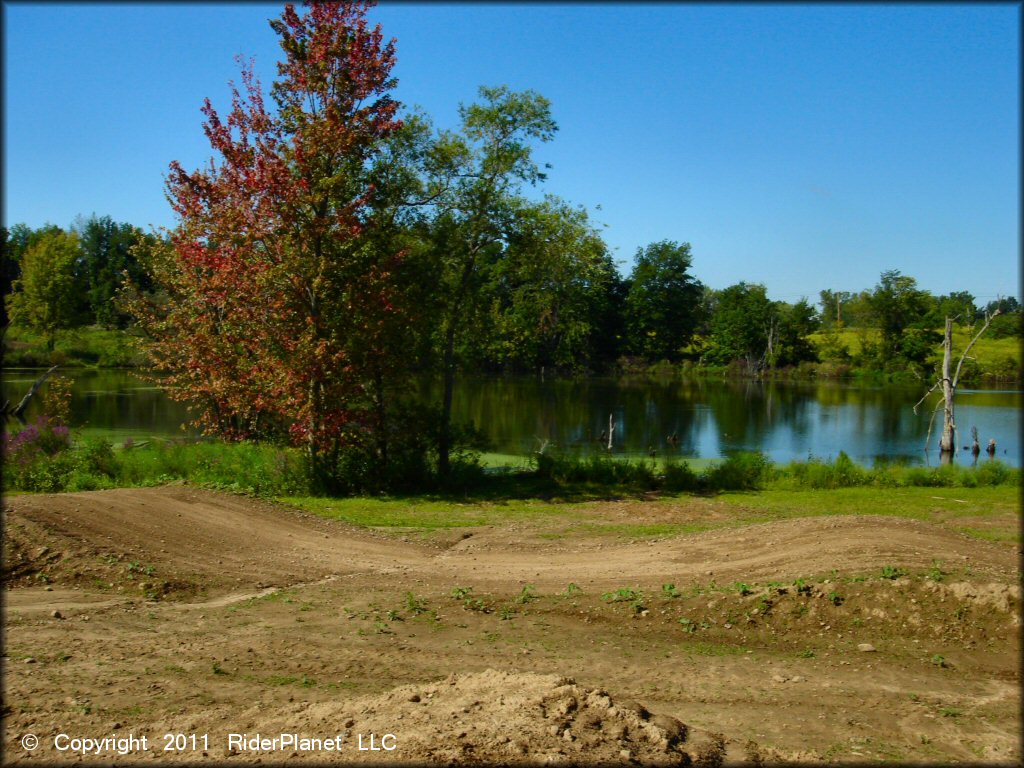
[2,369,1020,467]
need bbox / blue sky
[3,1,1019,304]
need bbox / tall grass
[3,437,308,495]
[3,431,1018,497]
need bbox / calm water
[3,369,1020,467]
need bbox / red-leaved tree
[132,1,405,489]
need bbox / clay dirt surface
[3,485,1021,765]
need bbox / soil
[3,485,1020,765]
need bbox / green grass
[278,495,581,530]
[707,486,1020,543]
[809,327,1021,381]
[4,325,147,368]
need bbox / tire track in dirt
[6,487,1017,599]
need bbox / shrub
[703,451,772,491]
[663,459,700,492]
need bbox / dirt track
[3,486,1021,764]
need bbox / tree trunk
[607,413,614,450]
[307,378,325,491]
[438,323,456,479]
[939,318,955,454]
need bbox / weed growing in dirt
[661,583,682,599]
[563,582,582,596]
[212,661,228,675]
[797,649,815,658]
[127,561,156,577]
[687,641,747,656]
[602,587,642,603]
[602,587,645,614]
[880,565,905,580]
[678,617,710,633]
[938,706,961,717]
[449,586,492,613]
[733,581,753,596]
[926,560,946,582]
[827,591,844,606]
[515,584,538,604]
[931,654,948,668]
[404,592,429,615]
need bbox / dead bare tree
[2,364,61,426]
[913,309,1001,457]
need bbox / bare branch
[913,380,942,415]
[951,309,1001,388]
[3,364,60,425]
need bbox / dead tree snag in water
[913,309,1001,458]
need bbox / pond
[3,369,1020,468]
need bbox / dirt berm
[3,486,1020,764]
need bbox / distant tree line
[4,218,1017,374]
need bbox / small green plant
[515,584,538,604]
[798,649,815,658]
[938,706,960,717]
[661,583,682,599]
[880,565,905,580]
[127,561,156,577]
[678,617,697,633]
[450,586,472,600]
[499,605,516,621]
[733,582,753,596]
[926,560,945,582]
[794,578,811,596]
[564,582,582,596]
[602,587,642,603]
[931,654,948,668]
[953,605,968,621]
[212,661,228,675]
[758,597,773,614]
[404,592,429,615]
[463,597,491,613]
[827,591,844,606]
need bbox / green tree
[417,85,558,477]
[624,240,704,362]
[866,270,939,370]
[704,282,774,369]
[817,289,853,330]
[483,196,615,372]
[6,229,85,351]
[931,290,976,328]
[1,223,65,329]
[73,215,154,328]
[773,298,820,367]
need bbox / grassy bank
[3,325,146,368]
[4,423,1018,501]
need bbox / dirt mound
[232,669,732,765]
[5,488,1017,599]
[3,486,428,597]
